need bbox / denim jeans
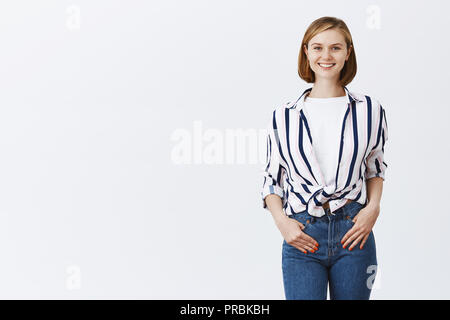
[282,201,377,300]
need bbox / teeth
[319,63,335,67]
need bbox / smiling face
[303,28,352,82]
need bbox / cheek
[307,52,319,59]
[335,52,348,60]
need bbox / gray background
[0,0,448,299]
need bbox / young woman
[261,16,388,300]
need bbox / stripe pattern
[261,86,388,217]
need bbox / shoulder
[269,100,293,117]
[353,90,385,109]
[265,100,293,131]
[351,90,388,117]
[278,99,295,110]
[355,92,389,125]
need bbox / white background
[0,0,448,299]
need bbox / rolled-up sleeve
[365,104,388,180]
[261,117,286,210]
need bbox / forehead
[308,29,346,44]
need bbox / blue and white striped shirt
[261,86,388,217]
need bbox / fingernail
[349,247,353,251]
[342,244,346,249]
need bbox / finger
[295,223,319,250]
[343,230,361,249]
[300,232,319,248]
[298,238,317,252]
[360,233,369,249]
[343,229,363,249]
[293,239,317,253]
[341,225,356,245]
[292,243,309,254]
[295,221,319,249]
[348,233,365,251]
[301,238,319,252]
[297,222,306,231]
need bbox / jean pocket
[345,215,356,225]
[290,212,312,231]
[344,203,364,224]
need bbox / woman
[261,16,388,300]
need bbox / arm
[261,111,318,252]
[265,194,289,226]
[264,179,319,253]
[342,176,385,250]
[341,103,388,250]
[364,102,389,215]
[365,177,383,215]
[261,115,287,219]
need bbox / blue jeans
[282,201,377,300]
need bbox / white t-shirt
[303,95,349,187]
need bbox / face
[303,28,352,81]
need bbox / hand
[341,203,380,250]
[277,217,319,254]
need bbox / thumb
[296,221,306,230]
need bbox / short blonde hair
[298,16,357,87]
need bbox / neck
[307,81,346,98]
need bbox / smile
[318,63,336,69]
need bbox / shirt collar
[288,86,364,111]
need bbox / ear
[303,44,308,57]
[346,45,352,61]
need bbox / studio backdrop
[0,0,448,299]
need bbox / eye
[313,46,341,50]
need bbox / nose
[321,48,333,58]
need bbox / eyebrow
[310,43,344,46]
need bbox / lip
[318,63,336,70]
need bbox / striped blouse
[261,86,388,217]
